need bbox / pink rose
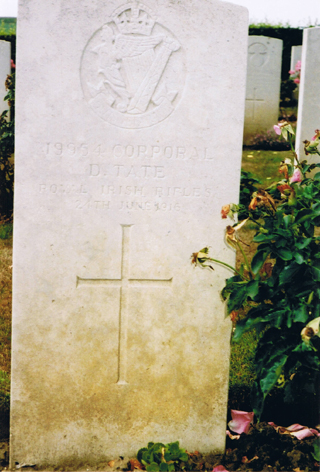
[293,78,300,84]
[290,169,302,183]
[274,124,281,135]
[295,60,301,71]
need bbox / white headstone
[243,36,283,145]
[295,27,320,164]
[0,40,11,116]
[290,45,302,71]
[290,45,302,101]
[11,0,248,467]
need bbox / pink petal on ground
[212,466,229,472]
[286,424,305,432]
[291,429,316,440]
[228,410,254,434]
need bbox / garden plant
[193,122,320,422]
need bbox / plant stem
[204,258,249,280]
[236,241,253,277]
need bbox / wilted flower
[277,183,292,197]
[260,262,273,279]
[225,218,249,249]
[279,158,293,180]
[221,204,230,219]
[191,247,211,266]
[301,317,320,344]
[248,190,276,215]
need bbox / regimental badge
[81,2,186,129]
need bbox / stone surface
[290,45,302,71]
[290,45,302,101]
[11,0,248,467]
[243,36,282,145]
[295,27,320,164]
[0,40,11,116]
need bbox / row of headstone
[0,40,11,116]
[11,0,248,467]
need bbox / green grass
[0,224,12,240]
[241,149,293,187]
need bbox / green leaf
[179,453,189,462]
[275,247,293,261]
[311,439,320,461]
[314,172,320,181]
[292,305,308,323]
[160,463,169,472]
[259,352,288,398]
[137,448,148,462]
[146,463,160,472]
[168,465,175,472]
[279,262,301,285]
[246,280,260,299]
[227,283,249,312]
[283,214,293,228]
[311,266,320,282]
[251,250,268,275]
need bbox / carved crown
[112,3,155,36]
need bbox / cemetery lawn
[0,151,318,470]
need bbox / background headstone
[243,36,283,145]
[11,0,248,467]
[0,40,11,116]
[295,27,320,165]
[290,45,302,71]
[290,45,302,101]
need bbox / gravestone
[295,27,320,165]
[0,40,11,116]
[243,36,282,145]
[290,45,302,101]
[290,45,302,71]
[11,0,248,467]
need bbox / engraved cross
[76,224,173,385]
[246,88,264,120]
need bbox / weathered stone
[290,45,302,71]
[295,27,320,165]
[243,36,282,145]
[11,0,248,467]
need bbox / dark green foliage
[0,73,14,217]
[239,171,261,219]
[227,168,320,419]
[0,19,16,36]
[137,442,190,471]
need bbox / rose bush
[193,123,320,420]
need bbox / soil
[0,422,318,472]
